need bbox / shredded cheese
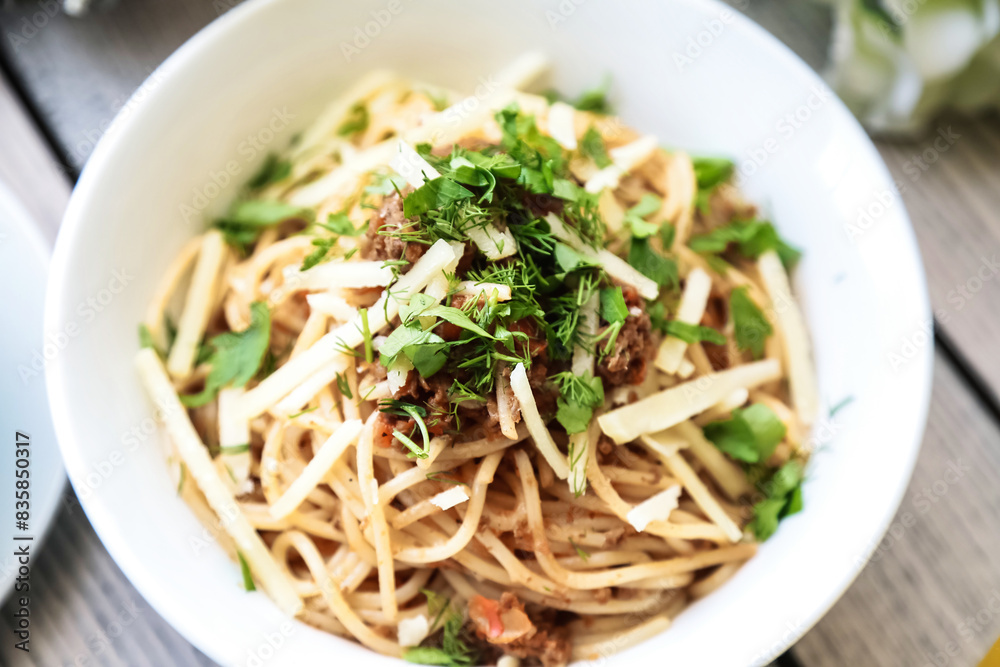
[240,240,461,418]
[454,281,512,302]
[584,135,660,194]
[304,291,357,322]
[654,268,712,374]
[218,387,251,490]
[465,224,518,261]
[757,250,819,428]
[546,214,658,300]
[672,421,753,501]
[598,359,782,444]
[397,614,431,647]
[547,101,578,150]
[134,349,303,616]
[509,363,570,479]
[642,432,743,543]
[166,230,226,378]
[390,140,440,189]
[430,486,471,510]
[269,420,363,520]
[626,485,683,532]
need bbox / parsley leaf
[691,156,734,214]
[579,126,612,168]
[628,238,678,289]
[703,403,786,463]
[730,286,772,359]
[247,153,291,190]
[553,371,604,435]
[689,219,800,269]
[215,201,309,250]
[337,102,369,137]
[600,286,628,323]
[237,551,256,591]
[138,323,157,352]
[664,321,726,345]
[624,194,662,238]
[572,76,613,114]
[749,460,805,540]
[180,302,271,407]
[403,177,474,217]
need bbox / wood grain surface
[1,1,998,666]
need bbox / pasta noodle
[136,56,816,666]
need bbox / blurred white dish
[45,0,932,665]
[0,181,65,602]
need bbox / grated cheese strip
[625,485,683,532]
[546,214,658,300]
[305,292,357,322]
[466,224,518,260]
[273,356,351,416]
[642,432,744,543]
[290,69,398,160]
[390,140,440,189]
[454,281,512,302]
[269,420,363,519]
[671,421,753,501]
[166,230,226,378]
[494,51,550,89]
[218,387,251,488]
[510,363,570,479]
[430,486,470,510]
[598,359,782,444]
[584,135,659,194]
[668,152,697,251]
[654,268,712,374]
[547,101,578,149]
[240,240,460,417]
[144,236,201,351]
[283,260,394,295]
[134,349,302,616]
[757,250,819,429]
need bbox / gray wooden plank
[0,70,215,667]
[0,69,70,242]
[795,351,1000,667]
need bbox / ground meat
[595,285,655,387]
[373,372,453,449]
[468,594,572,667]
[700,290,730,371]
[362,191,426,270]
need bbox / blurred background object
[821,0,1000,134]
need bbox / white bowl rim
[44,0,934,664]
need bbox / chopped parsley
[404,591,475,667]
[553,371,605,435]
[569,538,591,561]
[138,323,157,352]
[664,321,725,345]
[181,302,271,407]
[730,286,772,359]
[691,156,734,214]
[579,126,612,168]
[247,153,291,190]
[749,460,805,540]
[237,551,256,591]
[215,200,311,251]
[689,219,800,269]
[703,403,786,463]
[337,102,369,137]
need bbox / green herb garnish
[730,286,772,359]
[703,403,786,463]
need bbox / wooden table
[1,1,998,665]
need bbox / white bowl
[45,0,933,665]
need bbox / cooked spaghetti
[136,53,818,667]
